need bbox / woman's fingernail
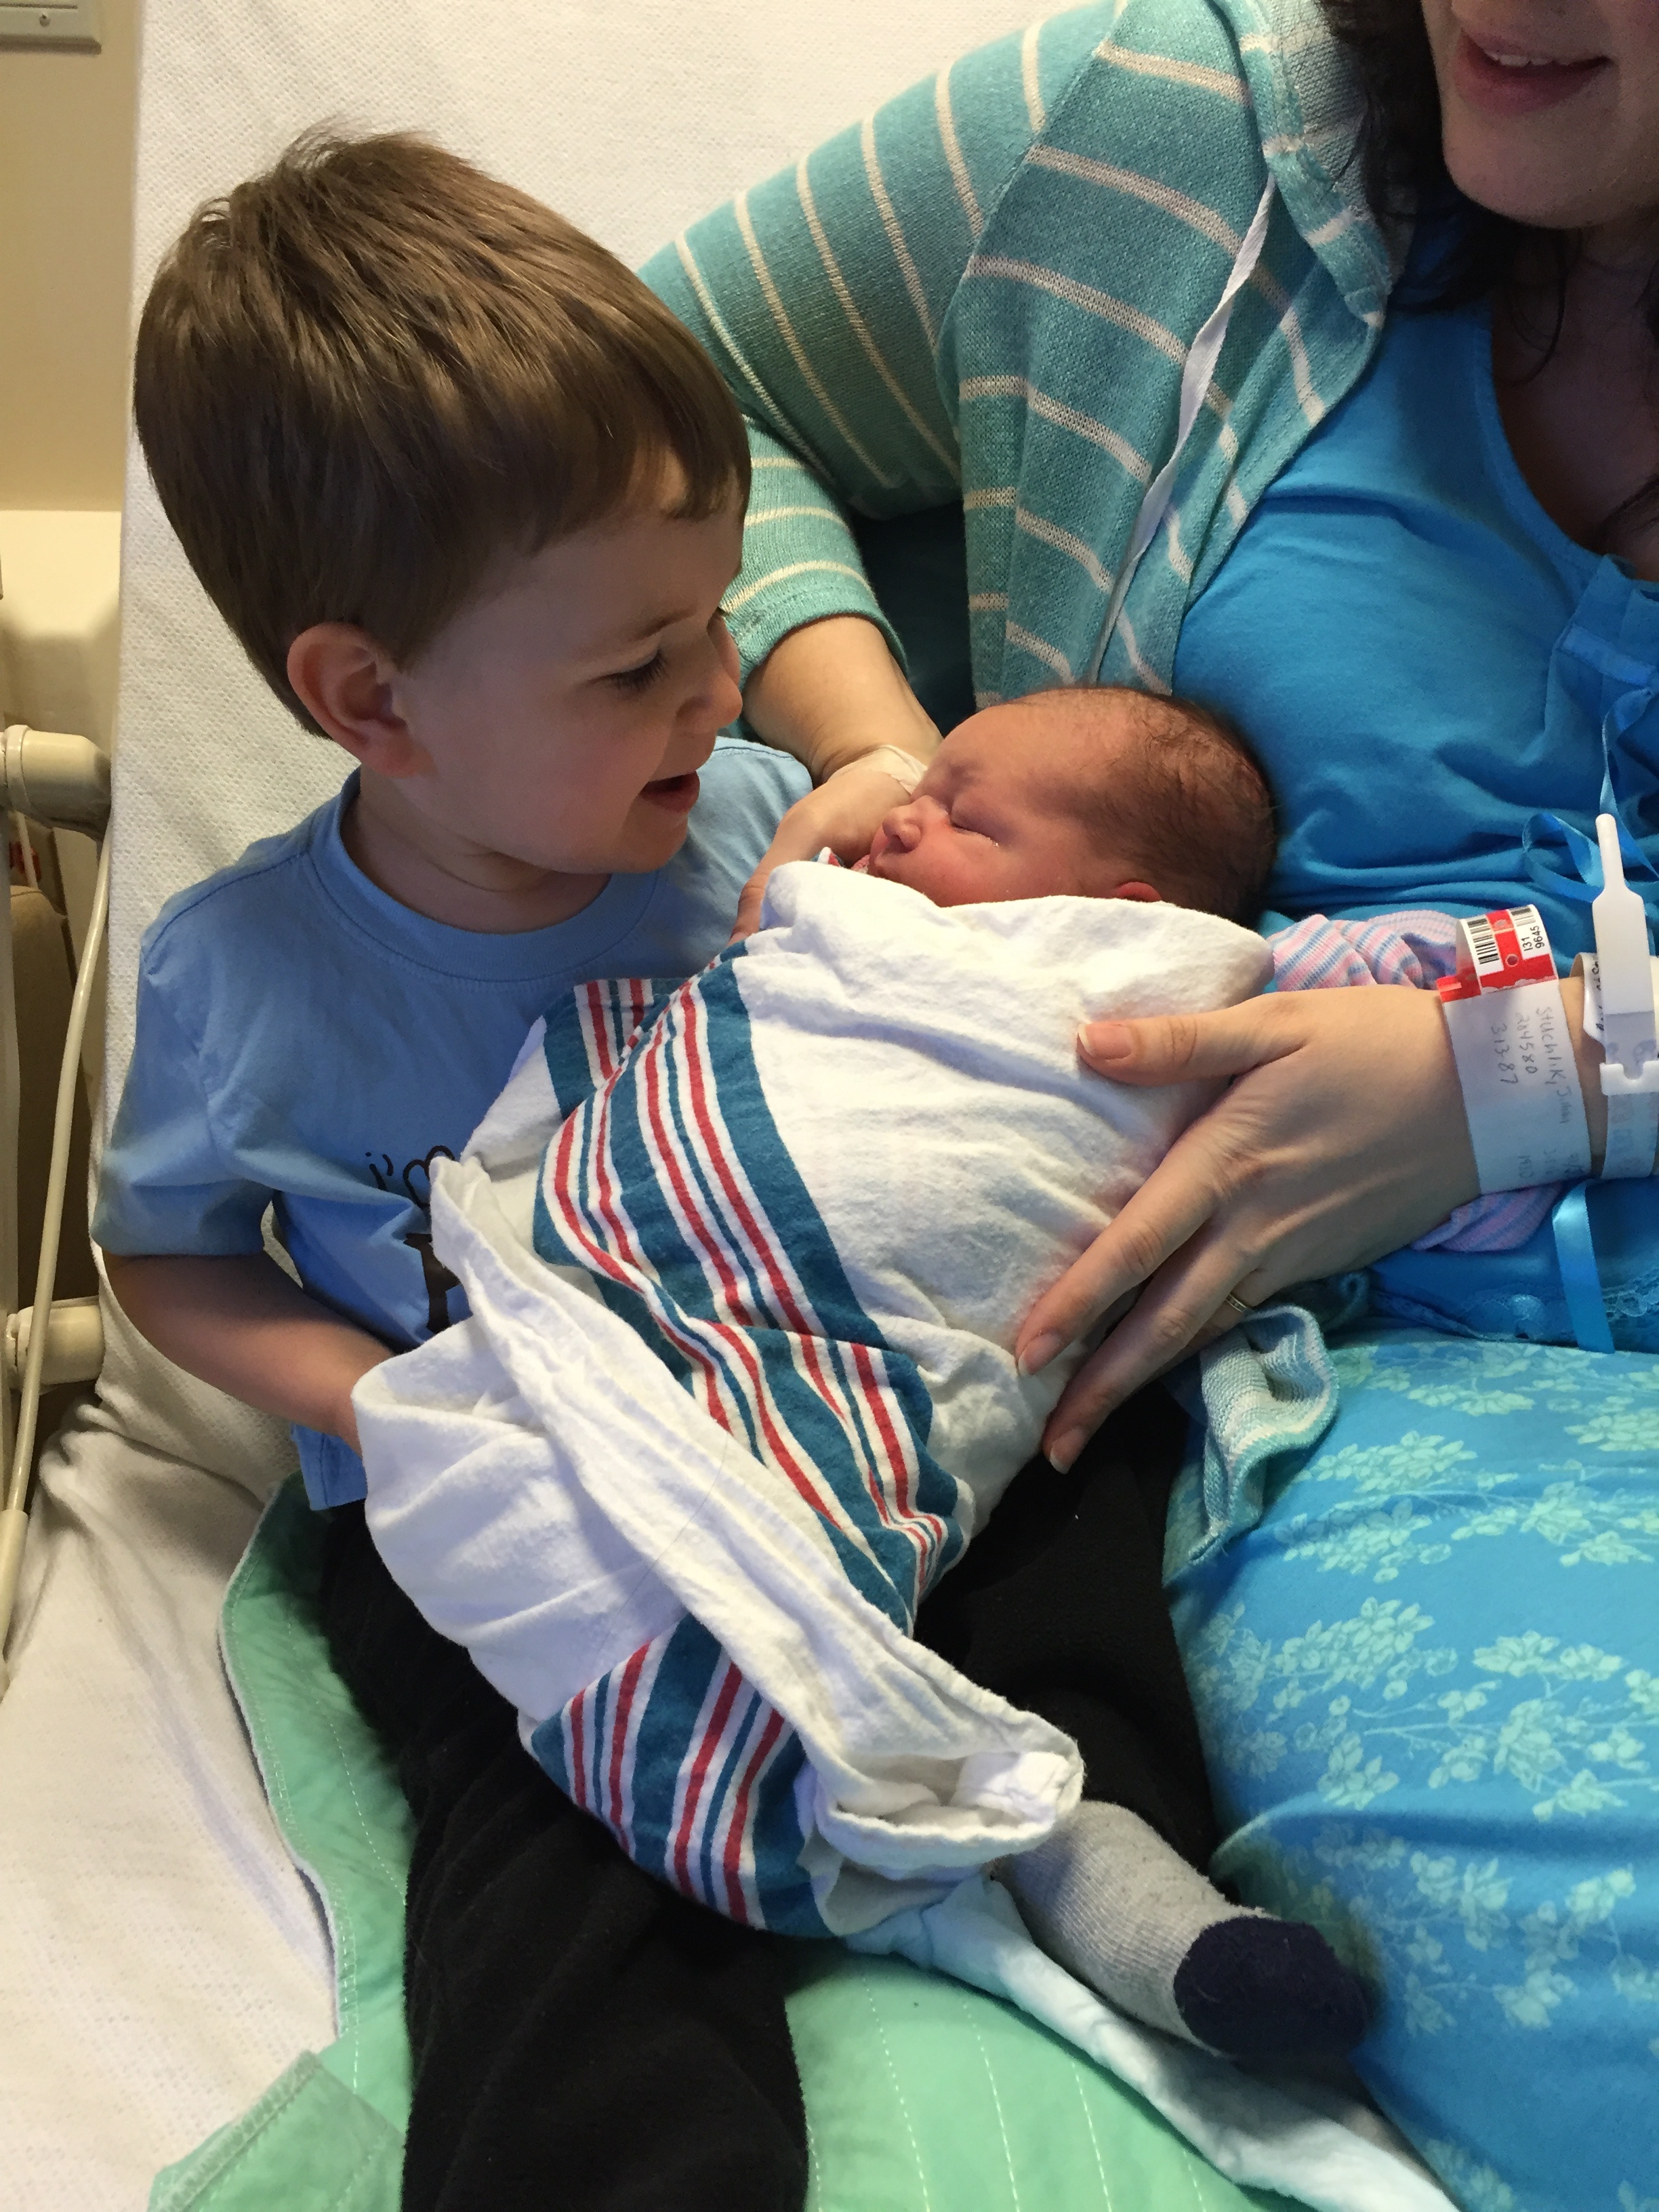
[1078,1020,1131,1061]
[1046,1429,1084,1474]
[1018,1332,1063,1377]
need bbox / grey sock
[1000,1801,1368,2059]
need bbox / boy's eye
[611,650,668,695]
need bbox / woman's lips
[1451,28,1610,115]
[639,769,701,814]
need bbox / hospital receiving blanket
[356,861,1279,1937]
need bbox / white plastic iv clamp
[1587,813,1659,1180]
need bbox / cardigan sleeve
[641,7,1111,682]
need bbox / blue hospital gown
[1170,282,1659,2208]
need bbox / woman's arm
[1018,974,1610,1469]
[105,1251,394,1452]
[643,18,1097,676]
[644,14,1111,918]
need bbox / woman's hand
[733,613,941,938]
[1015,983,1487,1469]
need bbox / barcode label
[1454,906,1555,994]
[1464,914,1502,976]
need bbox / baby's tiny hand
[731,762,912,938]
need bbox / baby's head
[134,131,748,880]
[865,687,1275,925]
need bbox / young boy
[98,129,824,1501]
[94,129,899,2210]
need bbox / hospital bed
[0,3,1454,2205]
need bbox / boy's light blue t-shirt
[94,734,809,1505]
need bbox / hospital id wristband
[1437,908,1592,1193]
[1578,815,1659,1181]
[832,744,928,796]
[1578,955,1659,1179]
[1435,904,1556,1002]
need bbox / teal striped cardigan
[642,0,1407,705]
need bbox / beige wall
[0,0,138,508]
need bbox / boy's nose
[701,651,743,728]
[711,661,743,726]
[688,620,743,728]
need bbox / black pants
[320,1386,1213,2212]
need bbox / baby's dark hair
[1017,685,1277,924]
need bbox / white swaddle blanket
[356,861,1273,1936]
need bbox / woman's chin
[1446,145,1613,233]
[1441,105,1652,239]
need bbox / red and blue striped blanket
[359,862,1273,1935]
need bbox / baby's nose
[880,801,924,852]
[881,793,946,851]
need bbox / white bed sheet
[2,2,1041,2203]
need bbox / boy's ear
[1111,879,1162,903]
[287,623,428,775]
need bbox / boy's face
[370,490,745,878]
[863,703,1159,909]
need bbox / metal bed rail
[1,724,111,1692]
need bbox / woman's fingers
[1076,995,1304,1086]
[1016,1118,1233,1373]
[1019,984,1481,1462]
[1038,1240,1258,1469]
[1015,999,1304,1368]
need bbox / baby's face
[863,702,1159,909]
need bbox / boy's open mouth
[640,770,701,814]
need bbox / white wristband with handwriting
[1441,983,1593,1191]
[1437,909,1591,1193]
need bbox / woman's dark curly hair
[1320,0,1561,308]
[1320,0,1658,541]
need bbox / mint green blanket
[151,1476,1284,2211]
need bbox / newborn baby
[861,683,1274,921]
[854,689,1369,2050]
[360,680,1370,2065]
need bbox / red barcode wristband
[1437,907,1592,1193]
[1435,905,1556,1004]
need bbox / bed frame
[1,724,110,1687]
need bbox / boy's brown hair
[134,131,750,731]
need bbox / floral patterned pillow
[1170,1326,1659,2212]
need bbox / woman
[641,1,1659,2203]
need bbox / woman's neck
[1492,239,1659,578]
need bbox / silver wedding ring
[1222,1292,1256,1318]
